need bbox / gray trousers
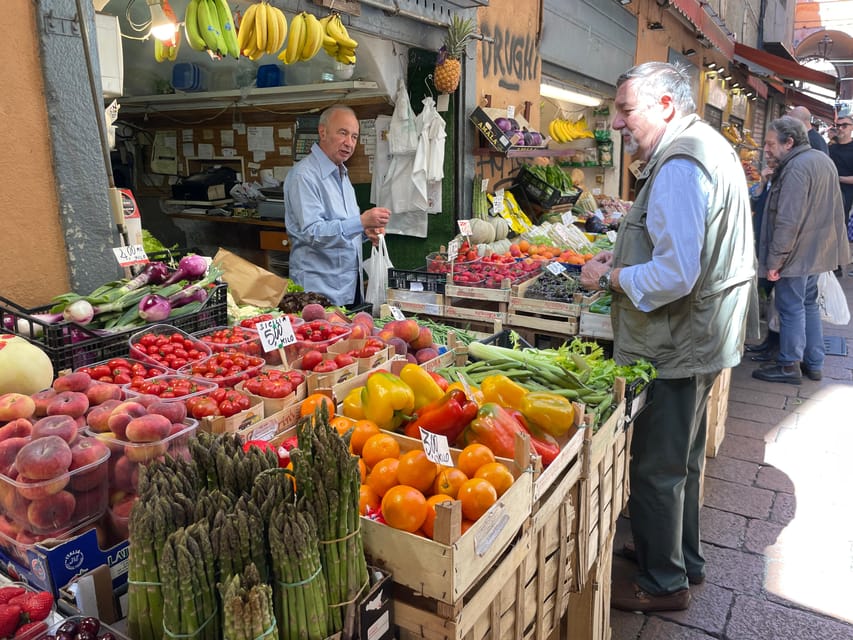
[628,372,718,594]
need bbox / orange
[301,393,335,418]
[357,458,367,483]
[331,415,357,437]
[518,239,530,253]
[474,462,514,497]
[421,494,454,539]
[457,478,497,521]
[457,444,496,478]
[350,420,380,455]
[460,519,475,535]
[432,467,468,499]
[361,433,401,468]
[396,450,439,494]
[359,484,380,515]
[381,485,428,533]
[366,458,399,497]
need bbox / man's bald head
[789,106,813,129]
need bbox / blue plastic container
[171,63,207,92]
[256,64,285,88]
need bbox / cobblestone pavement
[610,273,853,640]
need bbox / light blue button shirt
[284,144,365,306]
[619,158,711,312]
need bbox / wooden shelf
[168,213,285,229]
[474,147,597,159]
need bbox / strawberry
[14,621,47,638]
[20,592,53,623]
[0,587,25,605]
[0,604,22,638]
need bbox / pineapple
[434,15,475,94]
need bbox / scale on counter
[258,186,285,221]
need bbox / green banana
[195,0,220,51]
[184,0,206,51]
[213,0,239,58]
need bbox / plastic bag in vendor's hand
[363,234,393,315]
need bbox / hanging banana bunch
[154,30,181,62]
[548,116,595,143]
[184,0,239,59]
[319,13,358,66]
[237,1,288,59]
[277,11,327,64]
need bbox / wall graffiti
[480,21,540,91]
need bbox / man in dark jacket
[753,116,850,384]
[789,106,829,154]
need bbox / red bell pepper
[462,403,561,467]
[505,409,561,468]
[428,371,450,392]
[402,389,479,444]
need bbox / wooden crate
[705,367,731,458]
[506,312,578,336]
[509,275,583,318]
[578,311,613,341]
[444,284,510,324]
[386,288,445,317]
[562,533,614,640]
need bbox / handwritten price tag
[457,219,472,237]
[506,105,516,119]
[555,226,572,243]
[256,316,296,353]
[388,305,406,321]
[561,212,574,226]
[419,428,453,466]
[546,262,567,276]
[112,245,149,267]
[447,239,460,261]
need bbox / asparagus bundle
[161,522,219,640]
[211,496,269,584]
[219,563,277,640]
[190,432,279,497]
[291,406,368,633]
[268,503,329,640]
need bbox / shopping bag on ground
[817,271,851,325]
[363,234,394,315]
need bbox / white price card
[561,211,574,226]
[492,188,505,215]
[256,316,296,353]
[481,178,489,192]
[506,105,516,119]
[555,226,572,243]
[112,245,149,267]
[546,262,567,276]
[388,305,406,321]
[457,219,472,236]
[409,281,424,292]
[447,239,460,261]
[419,428,453,466]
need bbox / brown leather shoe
[611,580,691,612]
[618,542,705,585]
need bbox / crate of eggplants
[44,616,120,640]
[525,270,580,303]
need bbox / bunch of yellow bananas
[154,31,181,62]
[319,14,358,65]
[184,0,239,59]
[277,12,326,65]
[548,117,595,143]
[237,1,288,60]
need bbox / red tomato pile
[294,320,351,344]
[181,351,265,386]
[77,358,165,385]
[243,369,305,398]
[197,326,263,356]
[451,258,541,288]
[126,375,214,399]
[298,350,354,373]
[130,331,210,369]
[186,388,252,419]
[238,313,302,329]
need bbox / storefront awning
[733,43,837,90]
[669,0,734,59]
[785,87,837,122]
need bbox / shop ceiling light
[147,0,178,41]
[540,82,602,108]
[682,48,697,57]
[705,61,718,70]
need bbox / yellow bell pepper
[447,381,484,406]
[342,386,366,420]
[361,372,415,429]
[480,374,528,410]
[399,363,445,410]
[519,391,575,438]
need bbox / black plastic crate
[0,284,228,372]
[146,246,203,268]
[387,267,447,294]
[624,377,654,422]
[516,166,582,209]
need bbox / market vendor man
[284,105,391,306]
[580,62,756,612]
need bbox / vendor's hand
[579,256,612,290]
[760,166,774,181]
[767,268,781,282]
[361,207,391,230]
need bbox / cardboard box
[327,339,391,374]
[198,396,265,435]
[469,106,548,153]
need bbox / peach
[0,418,32,443]
[0,477,31,520]
[74,415,86,430]
[0,437,29,476]
[147,401,186,424]
[52,371,92,393]
[86,383,122,406]
[107,401,148,440]
[352,311,374,330]
[27,491,76,531]
[109,456,139,493]
[301,303,326,321]
[415,347,439,364]
[393,319,421,344]
[125,414,171,443]
[410,326,433,350]
[96,432,124,456]
[86,399,122,433]
[46,391,89,419]
[386,337,408,357]
[0,515,20,540]
[349,323,368,340]
[124,441,167,464]
[68,438,109,491]
[15,474,69,501]
[109,494,135,539]
[31,414,78,444]
[72,487,106,523]
[405,353,418,364]
[0,393,36,422]
[377,328,395,343]
[15,435,73,481]
[132,394,160,408]
[31,388,57,418]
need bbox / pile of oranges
[332,416,515,539]
[506,239,593,265]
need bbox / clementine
[381,485,428,533]
[457,444,496,478]
[361,433,400,469]
[396,450,438,493]
[421,494,454,539]
[350,419,380,455]
[432,467,468,499]
[457,478,497,521]
[474,462,514,497]
[366,458,399,497]
[359,484,380,515]
[331,415,357,437]
[300,393,335,418]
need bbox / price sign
[447,239,460,261]
[256,316,296,353]
[555,225,572,244]
[388,305,406,321]
[492,188,505,215]
[546,262,567,276]
[457,219,472,237]
[419,428,453,466]
[409,281,424,292]
[112,245,149,267]
[561,211,574,226]
[506,105,516,119]
[481,178,489,192]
